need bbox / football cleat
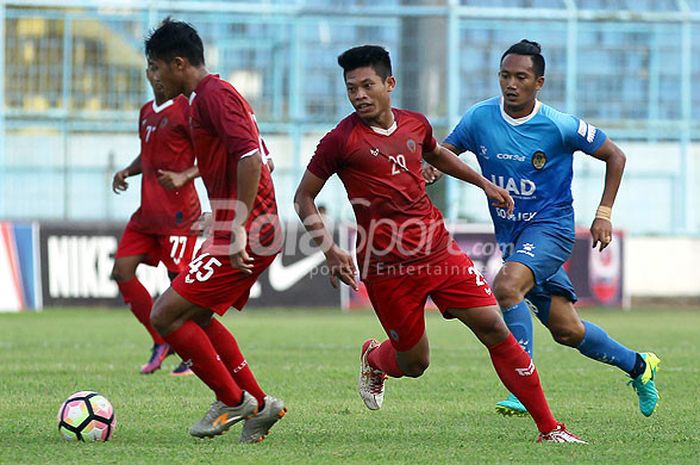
[140,343,172,374]
[189,391,258,438]
[170,361,194,376]
[629,352,660,417]
[537,423,587,444]
[358,339,387,410]
[240,395,288,444]
[495,393,529,417]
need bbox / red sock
[164,321,243,406]
[367,339,405,378]
[117,278,164,345]
[203,318,266,406]
[488,334,558,433]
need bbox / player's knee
[192,312,213,328]
[486,315,511,339]
[474,312,511,346]
[110,266,127,283]
[402,356,430,378]
[111,261,134,283]
[150,301,171,336]
[493,280,523,308]
[550,322,585,347]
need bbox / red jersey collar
[358,108,399,136]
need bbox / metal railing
[1,0,698,234]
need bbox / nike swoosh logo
[268,251,326,291]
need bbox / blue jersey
[445,97,607,246]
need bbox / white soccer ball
[57,391,116,442]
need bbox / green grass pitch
[1,307,698,465]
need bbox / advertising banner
[30,221,622,309]
[38,221,339,308]
[0,222,41,312]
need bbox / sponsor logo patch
[577,119,587,138]
[516,242,536,257]
[578,119,597,143]
[480,145,489,159]
[496,153,526,162]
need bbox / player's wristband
[595,205,612,222]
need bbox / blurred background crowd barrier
[1,0,699,310]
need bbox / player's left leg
[492,261,536,416]
[538,292,660,417]
[151,288,257,437]
[114,226,172,374]
[200,319,264,402]
[159,234,200,376]
[448,305,582,441]
[358,274,432,410]
[493,261,536,357]
[112,253,162,343]
[167,250,286,442]
[493,225,576,416]
[430,250,583,441]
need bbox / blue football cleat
[495,393,529,417]
[629,352,660,417]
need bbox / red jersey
[188,74,278,253]
[308,109,452,278]
[130,96,201,235]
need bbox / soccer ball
[57,391,116,442]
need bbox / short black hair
[145,17,205,66]
[337,45,392,80]
[500,39,545,77]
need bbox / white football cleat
[537,423,587,444]
[358,339,388,410]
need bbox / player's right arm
[421,120,469,184]
[421,141,464,184]
[157,165,200,190]
[294,170,358,291]
[112,155,142,194]
[588,138,626,252]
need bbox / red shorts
[364,250,497,352]
[171,250,276,315]
[116,222,198,274]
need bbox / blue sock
[577,320,637,373]
[501,301,534,358]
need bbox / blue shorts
[525,266,577,325]
[502,224,577,325]
[503,223,574,285]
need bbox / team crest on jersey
[160,117,169,128]
[369,147,380,157]
[531,151,547,170]
[406,139,417,153]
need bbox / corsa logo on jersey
[490,175,536,197]
[496,153,526,162]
